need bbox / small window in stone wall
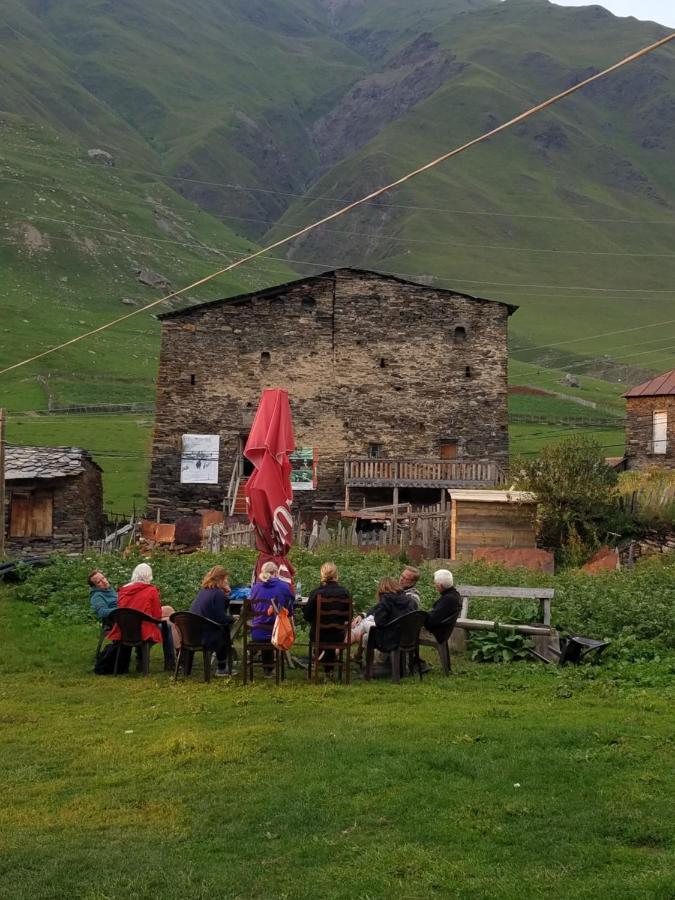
[368,443,383,458]
[190,374,196,385]
[260,351,271,367]
[465,366,472,378]
[454,326,467,344]
[302,295,316,309]
[379,358,387,368]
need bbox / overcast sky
[551,1,675,27]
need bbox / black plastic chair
[170,611,231,683]
[94,616,113,665]
[529,634,611,665]
[107,608,161,676]
[419,610,461,676]
[241,599,285,685]
[365,610,427,683]
[307,594,353,684]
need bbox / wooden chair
[365,610,427,683]
[241,599,285,685]
[419,610,461,676]
[307,594,353,684]
[107,608,161,676]
[170,611,231,683]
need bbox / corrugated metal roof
[624,369,675,398]
[447,489,536,503]
[5,446,97,480]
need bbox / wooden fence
[203,504,451,558]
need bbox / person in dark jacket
[425,569,462,642]
[189,565,234,677]
[88,570,118,621]
[305,562,351,669]
[248,561,295,676]
[369,576,418,653]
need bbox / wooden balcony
[344,457,505,489]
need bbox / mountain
[1,0,674,419]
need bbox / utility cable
[1,29,673,378]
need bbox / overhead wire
[5,149,675,226]
[1,29,674,378]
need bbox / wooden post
[450,497,457,560]
[392,486,399,536]
[0,408,5,559]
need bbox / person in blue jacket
[189,565,234,677]
[248,561,294,676]
[88,570,118,621]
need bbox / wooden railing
[344,457,505,487]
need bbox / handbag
[269,600,296,652]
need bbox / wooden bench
[450,585,558,660]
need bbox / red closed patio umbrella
[244,388,296,585]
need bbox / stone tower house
[148,269,516,519]
[624,369,675,469]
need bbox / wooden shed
[3,446,104,558]
[448,489,538,560]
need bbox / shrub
[469,628,533,663]
[511,435,621,561]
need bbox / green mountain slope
[1,0,674,418]
[272,0,675,381]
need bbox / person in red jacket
[102,563,176,672]
[107,562,163,644]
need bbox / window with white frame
[652,411,667,455]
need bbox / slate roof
[624,369,675,398]
[158,267,518,320]
[5,446,100,481]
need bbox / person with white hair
[101,563,176,673]
[424,568,462,642]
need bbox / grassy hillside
[0,115,294,412]
[1,0,674,511]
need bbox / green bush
[469,628,533,663]
[11,548,675,656]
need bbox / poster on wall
[289,448,317,491]
[180,434,220,484]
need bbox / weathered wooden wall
[453,500,537,560]
[148,269,512,520]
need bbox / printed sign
[180,434,220,484]
[289,447,316,491]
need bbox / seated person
[399,566,422,609]
[424,569,462,642]
[104,563,175,672]
[88,570,117,622]
[189,565,234,677]
[304,562,351,666]
[369,577,419,653]
[248,561,294,676]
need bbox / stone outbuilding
[624,369,675,469]
[148,268,517,520]
[3,446,104,557]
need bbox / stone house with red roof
[624,369,675,469]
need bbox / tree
[511,436,620,563]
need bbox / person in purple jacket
[248,561,294,676]
[189,565,234,677]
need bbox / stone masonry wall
[625,395,675,469]
[4,469,102,558]
[148,269,511,519]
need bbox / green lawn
[1,590,673,900]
